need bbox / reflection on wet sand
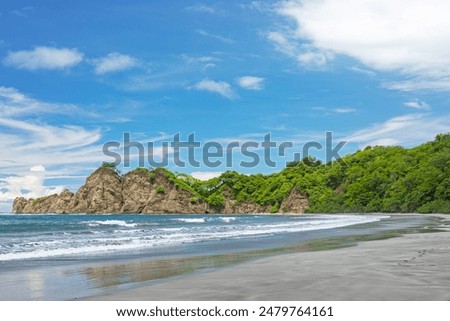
[72,221,442,292]
[73,249,288,289]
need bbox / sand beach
[90,215,450,301]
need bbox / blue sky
[1,0,450,211]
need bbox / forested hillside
[184,133,450,213]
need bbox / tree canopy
[126,134,450,213]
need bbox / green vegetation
[186,134,449,213]
[189,197,199,204]
[130,167,156,181]
[207,193,225,209]
[131,167,149,174]
[101,161,120,174]
[101,134,450,213]
[270,202,280,213]
[31,197,44,206]
[155,186,165,194]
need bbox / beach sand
[88,215,450,301]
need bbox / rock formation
[12,167,309,214]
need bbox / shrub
[270,202,280,213]
[156,186,165,194]
[32,197,43,206]
[101,161,120,174]
[207,193,225,208]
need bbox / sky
[1,0,450,211]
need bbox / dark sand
[89,215,450,301]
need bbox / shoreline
[87,214,450,301]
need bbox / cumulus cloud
[0,166,64,207]
[3,46,83,70]
[92,52,139,74]
[272,0,450,89]
[237,76,265,90]
[190,171,223,181]
[30,165,46,172]
[193,79,237,99]
[403,100,430,110]
[344,114,450,147]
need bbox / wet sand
[89,215,450,301]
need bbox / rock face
[280,189,309,214]
[12,168,309,214]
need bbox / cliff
[12,167,309,214]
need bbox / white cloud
[266,31,298,57]
[344,114,450,147]
[30,165,46,172]
[190,171,223,181]
[333,108,357,114]
[193,79,237,99]
[403,99,430,110]
[264,124,286,131]
[3,46,83,70]
[237,76,265,90]
[196,29,235,44]
[0,86,79,117]
[186,4,216,14]
[383,78,450,92]
[0,87,107,211]
[272,0,450,89]
[0,118,100,152]
[9,6,33,18]
[0,166,64,212]
[296,51,331,68]
[266,31,333,68]
[181,54,219,71]
[350,66,376,76]
[93,52,138,74]
[312,106,357,114]
[181,55,219,64]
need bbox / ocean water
[0,213,437,300]
[0,213,388,262]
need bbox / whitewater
[0,214,388,262]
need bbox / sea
[0,213,438,300]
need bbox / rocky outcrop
[279,189,309,214]
[13,190,74,214]
[12,168,210,214]
[121,169,208,214]
[222,200,270,214]
[12,167,309,214]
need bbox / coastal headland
[13,134,450,215]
